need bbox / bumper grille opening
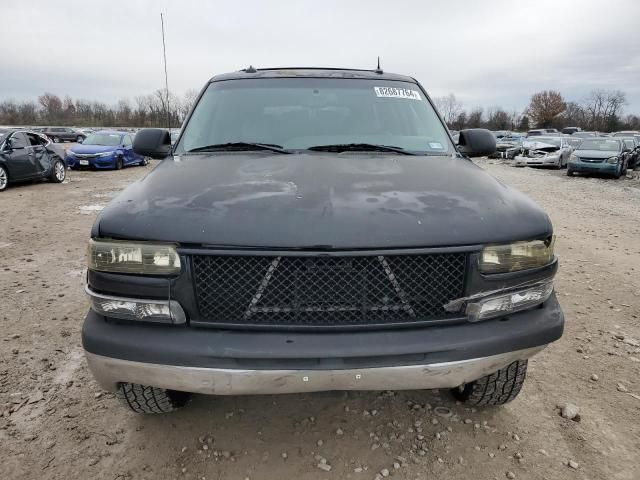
[192,253,467,329]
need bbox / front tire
[49,159,66,183]
[139,157,149,166]
[0,165,9,191]
[451,359,528,406]
[613,163,622,179]
[116,383,191,414]
[115,156,124,170]
[566,169,574,177]
[52,136,60,143]
[76,136,84,143]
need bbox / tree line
[0,88,198,128]
[1,87,638,133]
[434,89,639,132]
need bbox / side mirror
[457,129,497,157]
[133,128,172,159]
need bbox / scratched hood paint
[94,153,552,248]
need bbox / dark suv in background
[41,127,86,143]
[81,67,564,414]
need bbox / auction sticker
[374,86,421,100]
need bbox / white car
[514,136,572,168]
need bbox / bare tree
[38,93,63,123]
[179,89,199,122]
[450,111,467,130]
[433,94,463,126]
[527,90,566,128]
[467,108,484,128]
[486,108,510,130]
[582,89,626,131]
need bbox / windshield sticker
[374,87,421,100]
[429,142,444,150]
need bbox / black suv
[41,126,86,143]
[82,68,564,414]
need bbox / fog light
[86,286,186,324]
[464,281,554,322]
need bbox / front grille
[580,157,604,163]
[192,252,467,329]
[75,153,99,159]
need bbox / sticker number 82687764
[373,87,421,100]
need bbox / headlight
[86,287,186,324]
[99,151,115,157]
[479,238,555,273]
[88,239,181,275]
[569,154,578,161]
[607,156,619,164]
[67,150,75,156]
[464,281,554,322]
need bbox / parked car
[492,130,511,139]
[514,136,572,168]
[561,127,581,135]
[612,131,640,137]
[493,134,525,159]
[571,131,597,138]
[567,138,627,178]
[81,67,563,414]
[41,126,86,143]
[526,129,547,137]
[0,128,66,191]
[619,137,639,169]
[66,130,147,170]
[567,137,583,149]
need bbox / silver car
[514,136,573,168]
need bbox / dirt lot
[1,157,639,480]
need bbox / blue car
[567,138,627,178]
[66,131,147,170]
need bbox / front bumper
[568,160,616,174]
[67,155,117,169]
[514,155,560,167]
[82,293,564,394]
[85,346,544,395]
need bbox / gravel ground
[1,156,639,480]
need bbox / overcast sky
[2,0,640,114]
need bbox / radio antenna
[160,13,171,129]
[375,56,383,74]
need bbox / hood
[70,144,118,154]
[574,149,618,159]
[95,153,551,249]
[522,141,559,154]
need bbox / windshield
[84,133,122,146]
[578,139,621,151]
[176,78,452,155]
[529,136,561,147]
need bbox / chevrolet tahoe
[81,67,564,414]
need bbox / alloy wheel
[0,167,7,190]
[55,162,65,181]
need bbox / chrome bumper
[85,346,545,395]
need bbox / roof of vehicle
[210,67,416,83]
[92,130,129,136]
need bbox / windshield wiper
[307,143,416,155]
[188,142,290,154]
